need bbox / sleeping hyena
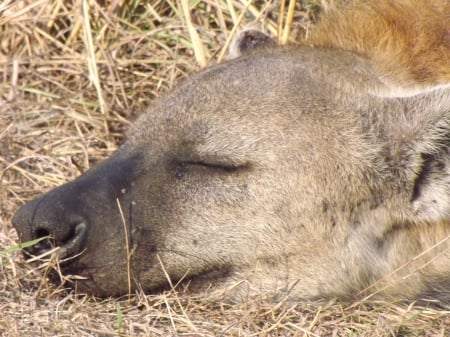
[13,0,450,304]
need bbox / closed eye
[189,161,242,171]
[174,160,249,179]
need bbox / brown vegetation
[1,0,448,335]
[305,0,450,86]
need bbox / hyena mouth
[183,267,234,292]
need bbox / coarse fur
[12,0,450,305]
[305,0,450,88]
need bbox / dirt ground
[0,0,448,336]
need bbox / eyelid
[174,159,251,179]
[184,160,244,171]
[180,157,252,173]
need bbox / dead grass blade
[180,0,208,67]
[116,198,132,301]
[0,1,448,336]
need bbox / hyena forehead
[128,47,379,145]
[128,47,378,163]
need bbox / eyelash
[174,161,242,179]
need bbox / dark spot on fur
[411,153,434,202]
[321,199,329,212]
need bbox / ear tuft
[410,149,450,223]
[228,29,276,59]
[386,88,450,224]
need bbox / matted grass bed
[0,0,448,336]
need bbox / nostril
[29,227,56,256]
[25,219,88,262]
[35,228,50,240]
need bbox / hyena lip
[49,266,235,297]
[47,266,108,296]
[141,266,234,295]
[179,267,234,292]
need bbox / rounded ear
[228,29,276,59]
[381,86,450,224]
[410,149,450,223]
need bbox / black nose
[12,150,141,263]
[12,191,88,261]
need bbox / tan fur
[12,0,450,305]
[306,0,450,86]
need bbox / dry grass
[0,0,448,336]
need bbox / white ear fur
[228,28,276,60]
[374,81,450,98]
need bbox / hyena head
[12,31,450,303]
